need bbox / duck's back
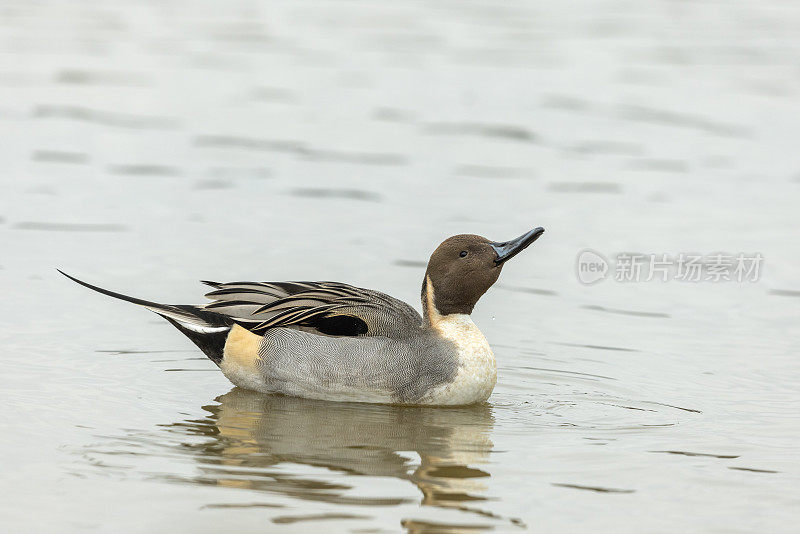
[202,280,423,339]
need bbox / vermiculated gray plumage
[255,327,458,403]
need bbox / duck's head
[422,227,545,318]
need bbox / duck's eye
[459,250,468,258]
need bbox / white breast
[423,314,497,405]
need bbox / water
[2,0,799,531]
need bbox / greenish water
[2,1,799,532]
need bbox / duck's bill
[491,227,545,265]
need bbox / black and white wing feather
[201,281,422,338]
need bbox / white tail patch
[177,323,230,334]
[144,305,229,334]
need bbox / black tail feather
[59,270,231,365]
[58,269,166,309]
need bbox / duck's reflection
[164,387,495,510]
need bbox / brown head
[422,227,545,319]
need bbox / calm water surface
[2,1,799,532]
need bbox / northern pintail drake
[61,227,544,406]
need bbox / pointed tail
[58,270,231,364]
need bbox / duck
[60,226,544,406]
